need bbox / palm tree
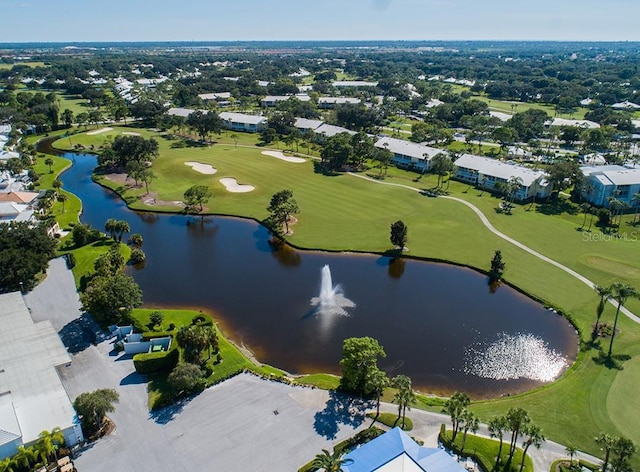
[115,220,131,243]
[13,446,35,470]
[593,285,612,341]
[460,409,479,451]
[595,433,615,472]
[52,178,62,194]
[565,444,577,467]
[392,374,416,429]
[230,133,238,148]
[489,416,508,465]
[507,175,524,204]
[37,427,65,462]
[105,218,118,240]
[580,202,592,229]
[0,457,17,472]
[365,369,389,419]
[311,449,352,472]
[44,157,54,173]
[631,192,640,225]
[607,283,638,358]
[442,391,471,442]
[518,424,545,472]
[57,193,68,213]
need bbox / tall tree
[489,249,506,283]
[391,375,416,429]
[442,391,471,442]
[267,189,299,236]
[460,409,480,451]
[607,283,638,358]
[489,416,508,465]
[364,368,389,419]
[311,449,352,472]
[593,285,612,341]
[518,424,545,472]
[183,185,213,213]
[390,220,408,249]
[431,153,452,188]
[595,433,615,472]
[44,157,54,173]
[339,337,386,395]
[73,389,120,434]
[80,273,142,325]
[505,407,531,465]
[611,437,636,472]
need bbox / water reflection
[463,333,567,382]
[52,144,578,397]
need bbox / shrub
[130,248,146,264]
[128,233,143,246]
[133,346,179,374]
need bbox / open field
[0,61,47,69]
[49,127,640,465]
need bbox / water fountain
[310,265,355,315]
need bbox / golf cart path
[347,172,640,323]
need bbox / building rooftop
[546,118,600,129]
[262,94,310,103]
[314,123,356,137]
[333,80,379,87]
[375,137,443,160]
[0,292,77,446]
[343,428,466,472]
[318,97,361,105]
[294,118,324,131]
[218,112,266,125]
[454,154,547,187]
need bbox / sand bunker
[86,127,113,135]
[122,131,141,136]
[185,161,217,174]
[219,177,255,193]
[261,150,305,163]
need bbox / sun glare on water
[463,333,567,382]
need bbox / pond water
[55,145,578,398]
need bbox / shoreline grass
[43,128,640,466]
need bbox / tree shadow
[592,351,631,370]
[149,399,187,425]
[58,313,109,354]
[119,371,147,385]
[313,161,340,176]
[536,200,579,216]
[313,391,372,440]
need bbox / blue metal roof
[342,427,467,472]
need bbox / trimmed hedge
[134,345,179,374]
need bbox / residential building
[374,136,443,173]
[318,97,361,109]
[332,81,379,87]
[0,202,35,224]
[545,118,600,129]
[261,94,310,107]
[580,165,640,207]
[0,292,84,460]
[198,92,232,102]
[167,107,197,118]
[313,123,356,138]
[342,427,466,472]
[218,112,267,133]
[453,154,553,201]
[294,118,324,133]
[612,100,640,110]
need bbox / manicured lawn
[128,308,286,409]
[443,429,534,472]
[45,128,640,465]
[367,412,413,431]
[296,373,341,390]
[0,61,47,69]
[467,93,589,119]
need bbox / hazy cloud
[371,0,392,11]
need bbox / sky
[2,0,640,43]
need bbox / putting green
[607,356,640,443]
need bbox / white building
[545,117,600,129]
[218,112,267,133]
[454,154,553,201]
[294,118,324,132]
[332,80,378,87]
[612,100,640,110]
[198,92,232,101]
[0,292,84,460]
[374,136,443,172]
[260,94,310,107]
[581,165,640,207]
[317,97,361,109]
[313,123,356,138]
